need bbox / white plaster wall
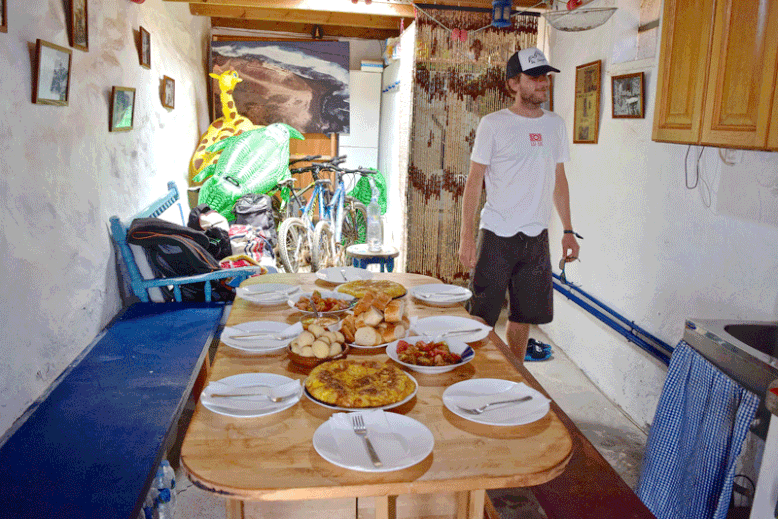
[540,5,778,430]
[0,0,210,438]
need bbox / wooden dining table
[180,272,573,519]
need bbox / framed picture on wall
[33,39,72,106]
[611,72,645,119]
[110,86,136,132]
[540,74,554,112]
[573,60,601,144]
[1,0,8,33]
[162,76,175,109]
[139,26,151,69]
[69,0,88,51]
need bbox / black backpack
[127,218,233,301]
[234,193,277,249]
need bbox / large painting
[210,40,350,134]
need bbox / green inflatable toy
[194,122,304,221]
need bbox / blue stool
[346,244,399,272]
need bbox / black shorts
[466,229,553,327]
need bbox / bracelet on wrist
[563,230,583,239]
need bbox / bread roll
[384,300,405,323]
[363,306,384,327]
[301,345,315,357]
[354,326,381,346]
[380,323,406,343]
[334,331,345,343]
[355,313,366,329]
[373,291,392,311]
[312,340,330,358]
[353,291,375,316]
[308,323,326,338]
[328,342,343,356]
[297,331,315,347]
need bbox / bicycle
[309,165,380,271]
[277,158,373,272]
[265,155,322,273]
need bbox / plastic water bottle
[367,196,382,252]
[140,460,177,519]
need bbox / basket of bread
[340,290,410,347]
[288,321,349,367]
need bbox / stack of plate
[410,284,472,307]
[236,284,299,306]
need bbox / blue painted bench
[110,181,265,302]
[0,302,223,519]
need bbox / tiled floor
[170,310,648,519]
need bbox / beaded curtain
[406,10,538,283]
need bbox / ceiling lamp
[492,0,513,28]
[543,3,616,31]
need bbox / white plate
[442,379,550,426]
[288,290,356,316]
[201,373,302,418]
[303,371,418,412]
[237,284,299,305]
[316,266,373,285]
[386,336,474,374]
[221,321,297,353]
[410,284,472,307]
[410,316,492,343]
[313,411,434,472]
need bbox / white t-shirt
[470,109,570,237]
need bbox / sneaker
[525,340,552,361]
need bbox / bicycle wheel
[278,217,312,273]
[312,220,336,272]
[340,198,368,257]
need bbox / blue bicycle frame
[301,176,347,242]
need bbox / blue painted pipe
[552,274,673,365]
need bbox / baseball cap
[506,48,560,79]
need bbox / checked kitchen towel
[636,341,759,519]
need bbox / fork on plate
[456,396,532,415]
[351,414,382,467]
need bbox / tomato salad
[396,339,463,366]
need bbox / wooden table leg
[374,495,397,519]
[455,489,486,519]
[225,498,244,519]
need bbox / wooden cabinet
[653,0,778,150]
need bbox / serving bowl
[386,335,475,374]
[288,290,356,316]
[288,343,350,368]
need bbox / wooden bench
[110,181,264,303]
[486,342,657,519]
[0,302,223,518]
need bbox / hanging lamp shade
[492,0,513,28]
[543,6,616,31]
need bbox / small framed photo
[139,26,151,69]
[162,75,175,109]
[69,0,88,51]
[33,39,72,106]
[573,60,602,144]
[110,86,136,132]
[1,0,8,33]
[611,72,645,119]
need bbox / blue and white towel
[637,341,760,519]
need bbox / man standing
[458,47,580,362]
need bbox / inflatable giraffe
[188,70,259,182]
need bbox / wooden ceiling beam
[190,4,410,29]
[211,17,402,40]
[174,0,415,17]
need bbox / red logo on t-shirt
[530,133,543,146]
